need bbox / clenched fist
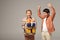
[47,3,53,8]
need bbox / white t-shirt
[42,18,48,31]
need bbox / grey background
[0,0,60,40]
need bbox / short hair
[43,8,50,14]
[26,9,32,15]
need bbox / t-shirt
[42,18,48,32]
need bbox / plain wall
[0,0,60,40]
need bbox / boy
[22,9,36,40]
[38,3,56,40]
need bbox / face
[43,12,49,18]
[26,11,32,18]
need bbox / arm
[38,6,44,19]
[48,3,56,20]
[22,18,26,29]
[22,21,25,29]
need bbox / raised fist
[47,3,53,8]
[38,5,41,10]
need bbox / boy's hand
[38,5,41,10]
[47,3,53,8]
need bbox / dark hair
[43,8,50,14]
[26,9,32,15]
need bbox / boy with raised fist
[38,3,56,40]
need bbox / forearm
[22,21,26,29]
[38,8,41,17]
[47,3,56,15]
[50,6,56,20]
[50,7,56,14]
